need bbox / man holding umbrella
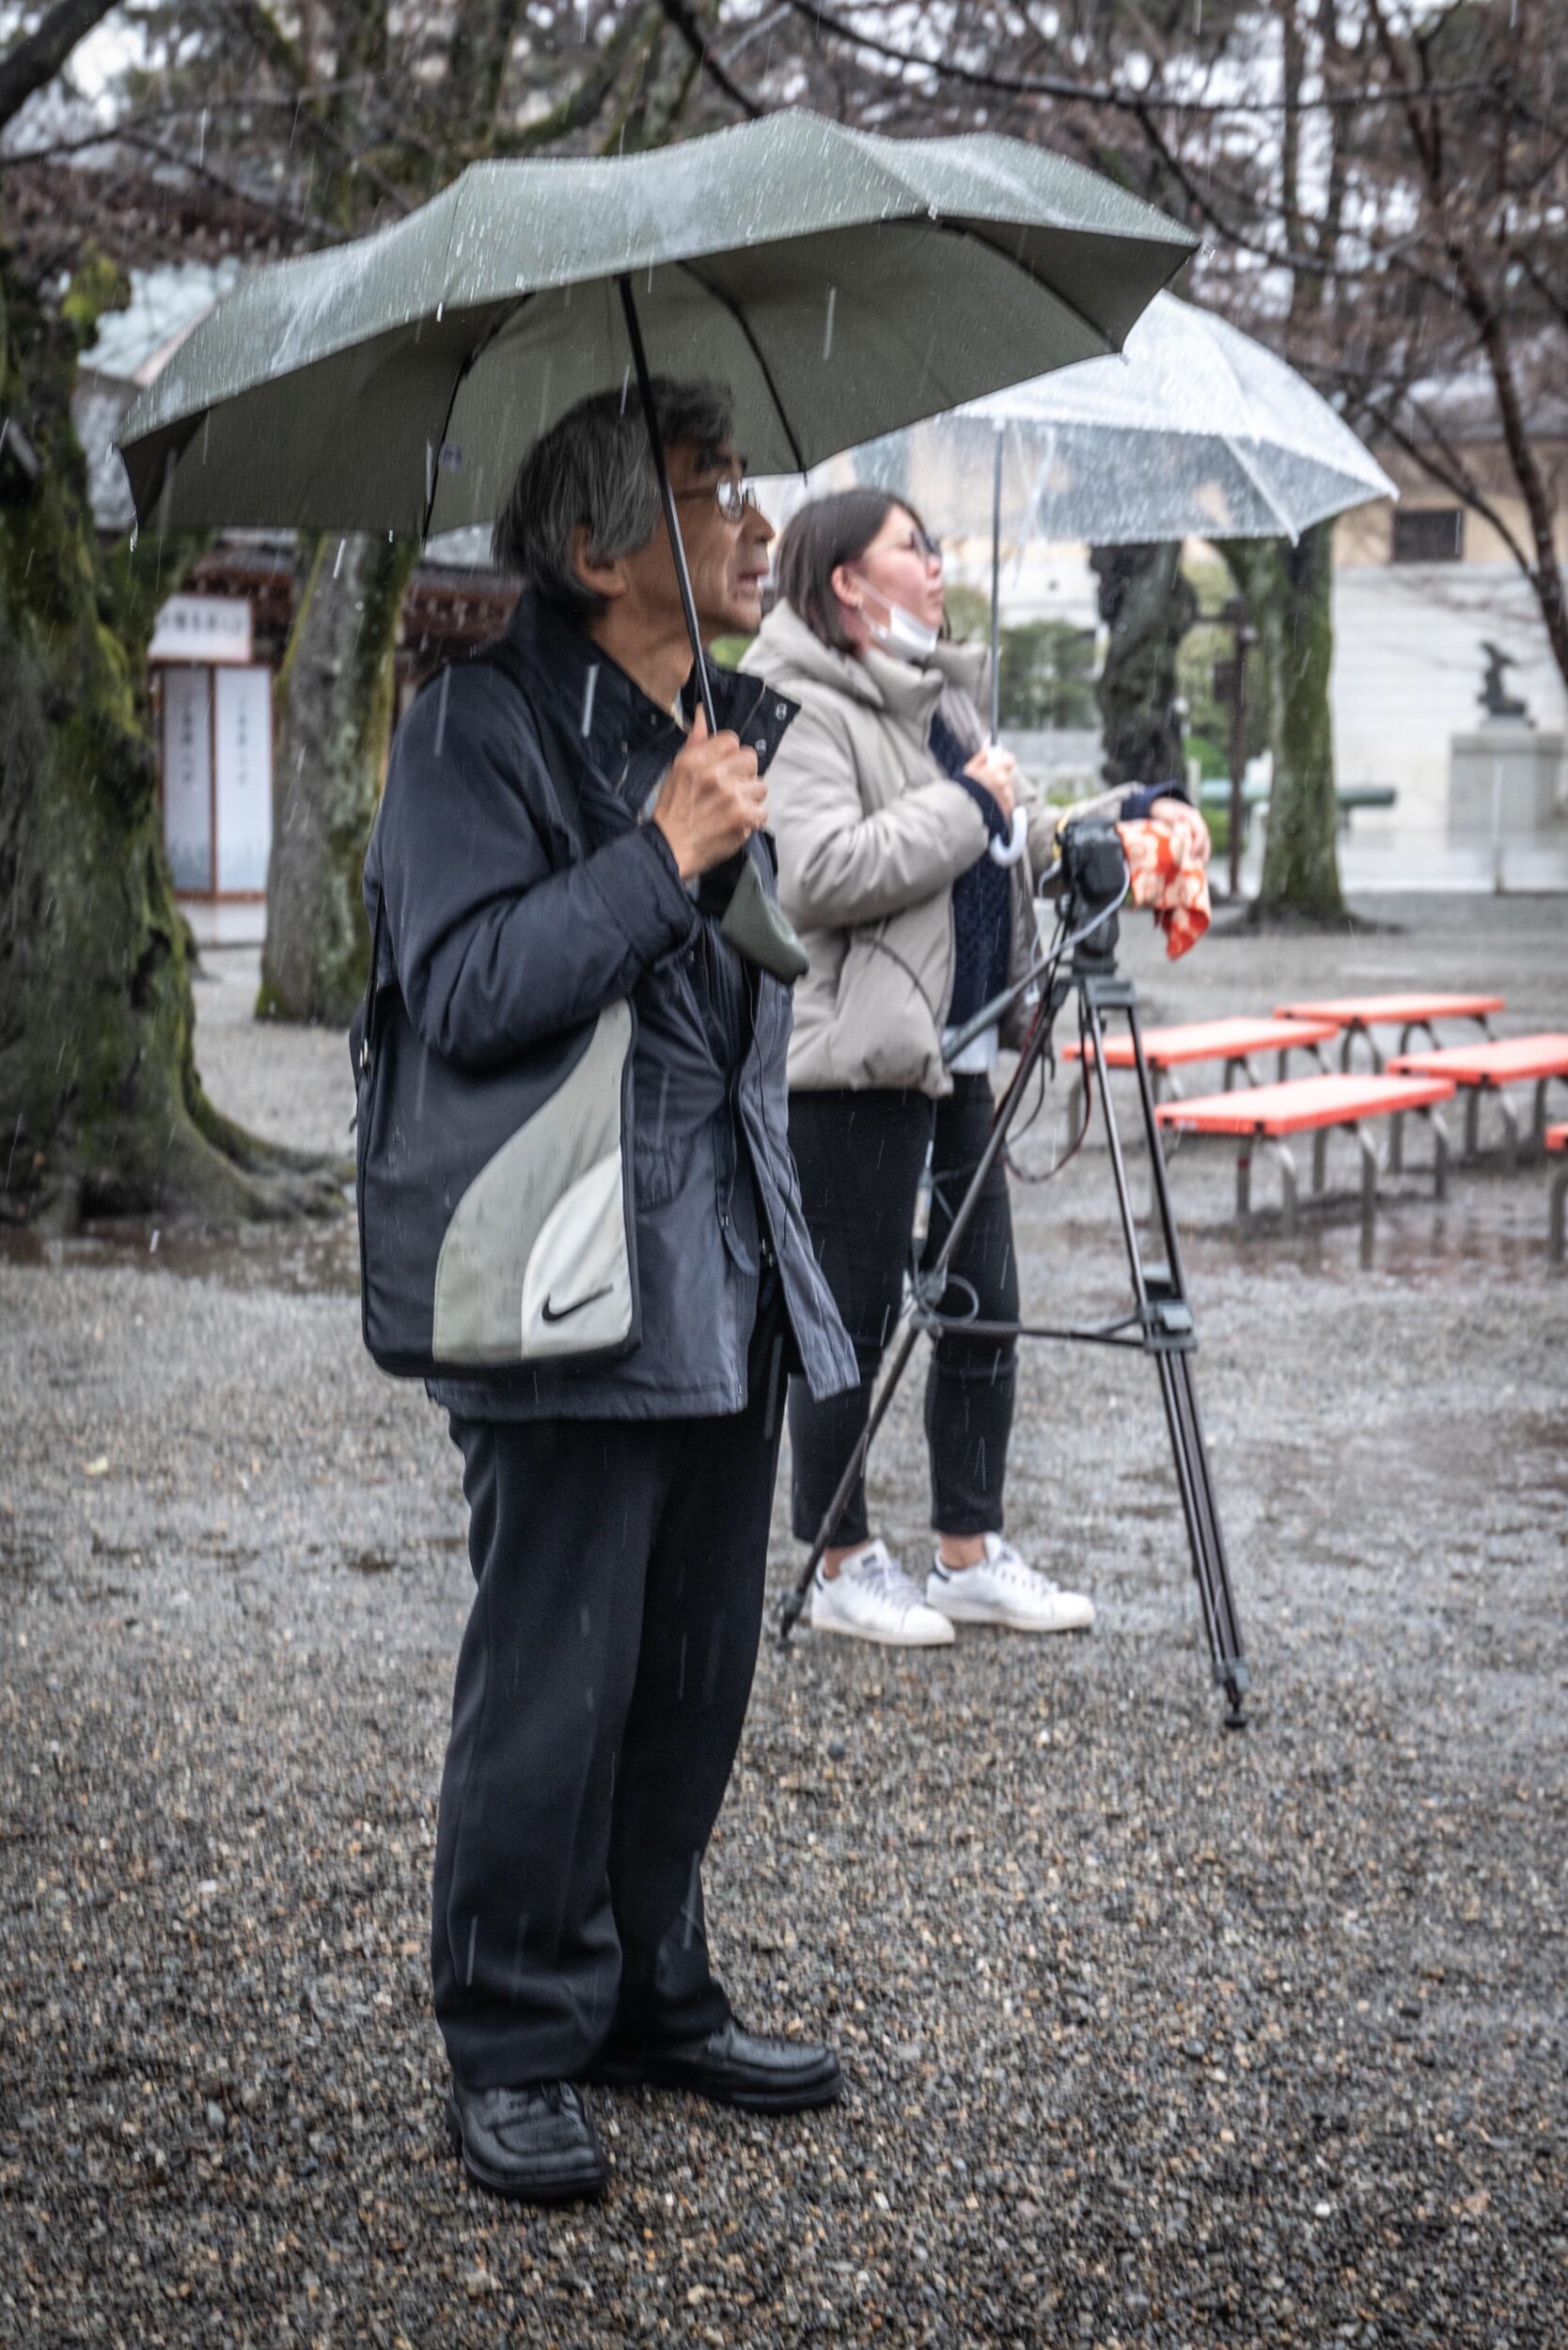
[368,379,855,2204]
[116,106,1200,2211]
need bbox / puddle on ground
[1184,1208,1562,1289]
[0,1216,360,1297]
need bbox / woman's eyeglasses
[894,527,943,562]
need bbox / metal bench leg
[1498,1090,1521,1171]
[1311,1128,1328,1195]
[1388,1109,1404,1175]
[1552,1166,1568,1265]
[1532,1077,1548,1151]
[1464,1089,1480,1160]
[1236,1148,1252,1231]
[1265,1138,1299,1236]
[1357,1124,1379,1241]
[1427,1108,1450,1204]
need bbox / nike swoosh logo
[541,1284,613,1325]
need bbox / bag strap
[358,639,587,1072]
[358,883,387,1073]
[474,634,585,842]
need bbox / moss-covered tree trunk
[259,530,416,1025]
[0,241,340,1227]
[1221,523,1345,923]
[1090,540,1196,789]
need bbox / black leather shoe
[588,2018,842,2113]
[445,2077,607,2203]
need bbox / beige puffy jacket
[743,600,1091,1098]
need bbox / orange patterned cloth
[1115,814,1212,960]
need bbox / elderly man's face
[622,439,775,643]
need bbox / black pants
[432,1296,787,2091]
[788,1077,1018,1549]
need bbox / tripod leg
[777,1322,923,1643]
[1158,1352,1248,1728]
[1085,981,1247,1726]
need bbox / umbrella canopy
[847,291,1395,547]
[118,111,1195,537]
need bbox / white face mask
[855,583,940,664]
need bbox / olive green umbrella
[118,111,1195,543]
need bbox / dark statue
[1478,639,1531,725]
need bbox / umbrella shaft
[617,275,720,738]
[990,425,1003,744]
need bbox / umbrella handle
[617,274,720,738]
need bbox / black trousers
[788,1076,1019,1549]
[433,1296,787,2091]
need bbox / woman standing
[745,490,1197,1648]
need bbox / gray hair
[494,377,735,619]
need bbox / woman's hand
[964,742,1018,824]
[1149,796,1212,863]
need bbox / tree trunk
[1090,541,1196,789]
[1221,524,1346,923]
[0,241,339,1228]
[259,530,416,1026]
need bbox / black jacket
[365,593,855,1420]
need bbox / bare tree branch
[657,0,763,118]
[785,0,1498,118]
[0,0,117,131]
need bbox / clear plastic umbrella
[963,290,1395,547]
[836,292,1396,730]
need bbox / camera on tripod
[1058,819,1129,969]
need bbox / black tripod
[777,835,1249,1731]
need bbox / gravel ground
[1,896,1564,2349]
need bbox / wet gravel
[2,896,1564,2348]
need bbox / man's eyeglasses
[672,475,761,524]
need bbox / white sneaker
[808,1539,956,1648]
[926,1536,1095,1634]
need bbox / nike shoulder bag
[349,669,638,1381]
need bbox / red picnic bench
[1062,1015,1340,1102]
[1273,992,1504,1073]
[1155,1072,1456,1236]
[1549,1125,1568,1265]
[1387,1034,1568,1166]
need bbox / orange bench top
[1155,1072,1455,1139]
[1548,1124,1568,1152]
[1273,993,1505,1027]
[1062,1015,1339,1070]
[1387,1034,1568,1087]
